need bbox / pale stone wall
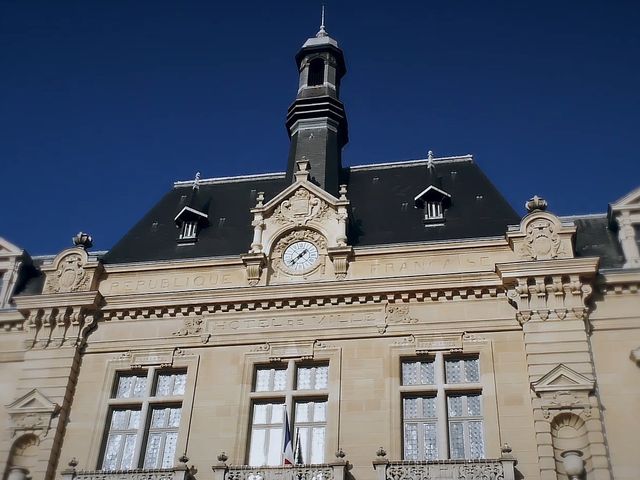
[590,290,640,480]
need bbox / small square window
[113,373,147,399]
[296,365,328,390]
[254,367,287,392]
[401,360,435,385]
[445,358,480,384]
[154,371,187,397]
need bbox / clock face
[283,240,319,272]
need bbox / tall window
[248,362,329,466]
[307,58,325,87]
[401,355,484,461]
[101,370,187,471]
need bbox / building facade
[1,24,639,480]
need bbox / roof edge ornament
[72,232,93,250]
[525,195,548,213]
[193,171,201,191]
[316,5,328,38]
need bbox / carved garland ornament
[44,253,91,294]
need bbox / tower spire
[285,9,348,195]
[317,5,327,38]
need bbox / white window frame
[99,368,187,471]
[247,361,329,466]
[400,353,484,460]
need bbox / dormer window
[414,185,452,226]
[174,206,208,245]
[307,58,325,86]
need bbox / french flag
[283,409,294,466]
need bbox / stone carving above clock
[242,158,353,285]
[274,188,333,226]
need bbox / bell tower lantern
[285,11,348,196]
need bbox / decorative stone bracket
[497,258,598,325]
[240,252,267,286]
[327,246,353,280]
[14,291,102,349]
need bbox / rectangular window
[248,362,329,466]
[100,369,187,471]
[401,355,483,461]
[294,400,327,464]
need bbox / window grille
[401,355,484,461]
[100,370,187,471]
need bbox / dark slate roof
[103,156,521,264]
[345,158,519,246]
[572,215,625,269]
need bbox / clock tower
[285,14,348,197]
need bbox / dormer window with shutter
[414,186,451,226]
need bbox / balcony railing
[60,466,193,480]
[372,458,517,480]
[211,462,348,480]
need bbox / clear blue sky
[1,1,639,255]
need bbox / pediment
[260,179,344,216]
[611,186,640,209]
[531,364,594,394]
[174,205,209,224]
[6,389,59,415]
[0,237,23,258]
[414,185,451,202]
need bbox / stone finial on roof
[525,195,548,213]
[426,150,435,171]
[316,5,328,38]
[193,171,201,190]
[72,232,93,249]
[295,156,311,182]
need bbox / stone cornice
[496,257,599,280]
[353,237,510,256]
[103,256,243,273]
[102,270,504,314]
[14,291,102,311]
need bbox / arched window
[307,58,325,86]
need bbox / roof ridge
[349,155,473,172]
[174,172,286,187]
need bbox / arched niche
[4,434,39,480]
[551,412,590,479]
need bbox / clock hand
[289,249,309,265]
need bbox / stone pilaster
[499,202,611,480]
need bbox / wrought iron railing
[60,466,193,480]
[211,462,348,480]
[372,458,516,480]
